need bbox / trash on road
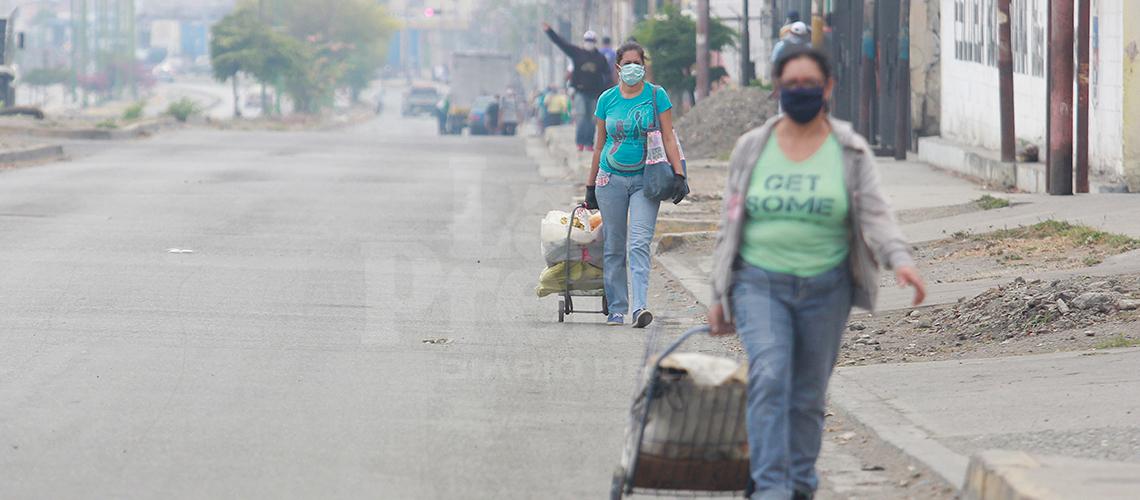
[166,248,195,254]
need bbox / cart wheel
[558,299,566,323]
[602,295,609,315]
[609,466,625,500]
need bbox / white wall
[940,0,1048,151]
[938,0,1124,176]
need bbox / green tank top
[740,134,850,277]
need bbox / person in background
[435,95,450,135]
[600,36,618,81]
[778,10,803,39]
[708,47,926,500]
[545,87,569,128]
[542,22,614,152]
[499,89,521,135]
[486,95,501,134]
[585,42,686,328]
[772,21,811,64]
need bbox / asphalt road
[0,108,661,498]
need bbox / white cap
[583,30,598,42]
[789,22,809,36]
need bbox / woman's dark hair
[616,41,646,65]
[772,46,832,81]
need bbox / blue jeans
[730,261,853,499]
[596,170,660,315]
[576,94,598,147]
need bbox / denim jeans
[729,261,853,500]
[596,170,660,315]
[576,94,598,147]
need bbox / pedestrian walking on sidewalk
[707,48,926,500]
[585,42,686,328]
[542,23,614,152]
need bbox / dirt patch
[899,220,1140,287]
[841,274,1140,367]
[677,88,777,161]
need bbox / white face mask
[584,41,597,51]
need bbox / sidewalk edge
[0,144,65,165]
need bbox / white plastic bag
[541,209,599,246]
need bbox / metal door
[828,1,864,122]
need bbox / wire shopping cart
[556,203,608,322]
[611,325,753,499]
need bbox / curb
[0,144,65,165]
[962,450,1140,500]
[0,118,172,141]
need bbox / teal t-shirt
[594,84,673,176]
[740,134,850,277]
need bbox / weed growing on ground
[166,98,201,123]
[1094,334,1140,350]
[975,194,1011,210]
[986,220,1140,251]
[122,101,146,121]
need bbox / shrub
[166,98,201,123]
[122,101,147,121]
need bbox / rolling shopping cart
[611,325,753,498]
[555,203,608,322]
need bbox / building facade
[939,0,1134,184]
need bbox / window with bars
[954,0,1045,77]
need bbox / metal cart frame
[611,325,754,499]
[557,203,608,322]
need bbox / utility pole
[1047,0,1074,195]
[695,0,709,99]
[740,0,751,86]
[894,0,910,160]
[1076,0,1090,193]
[259,0,269,115]
[997,0,1015,162]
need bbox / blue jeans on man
[576,94,599,148]
[595,171,660,316]
[729,261,854,500]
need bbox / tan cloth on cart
[639,353,750,461]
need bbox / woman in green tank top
[708,48,927,500]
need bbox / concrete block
[1014,162,1046,193]
[0,144,64,164]
[962,450,1140,500]
[918,136,1047,193]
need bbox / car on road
[402,85,441,117]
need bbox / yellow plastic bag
[535,262,604,297]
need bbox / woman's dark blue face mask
[780,86,825,124]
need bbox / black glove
[585,185,599,210]
[671,174,689,205]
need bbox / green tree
[633,5,737,109]
[258,0,396,104]
[210,8,263,117]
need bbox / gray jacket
[709,115,914,316]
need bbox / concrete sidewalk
[830,348,1140,497]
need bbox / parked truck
[443,51,515,135]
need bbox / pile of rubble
[677,87,778,161]
[916,275,1140,341]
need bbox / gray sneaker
[632,309,653,328]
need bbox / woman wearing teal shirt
[584,42,685,327]
[707,48,927,500]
